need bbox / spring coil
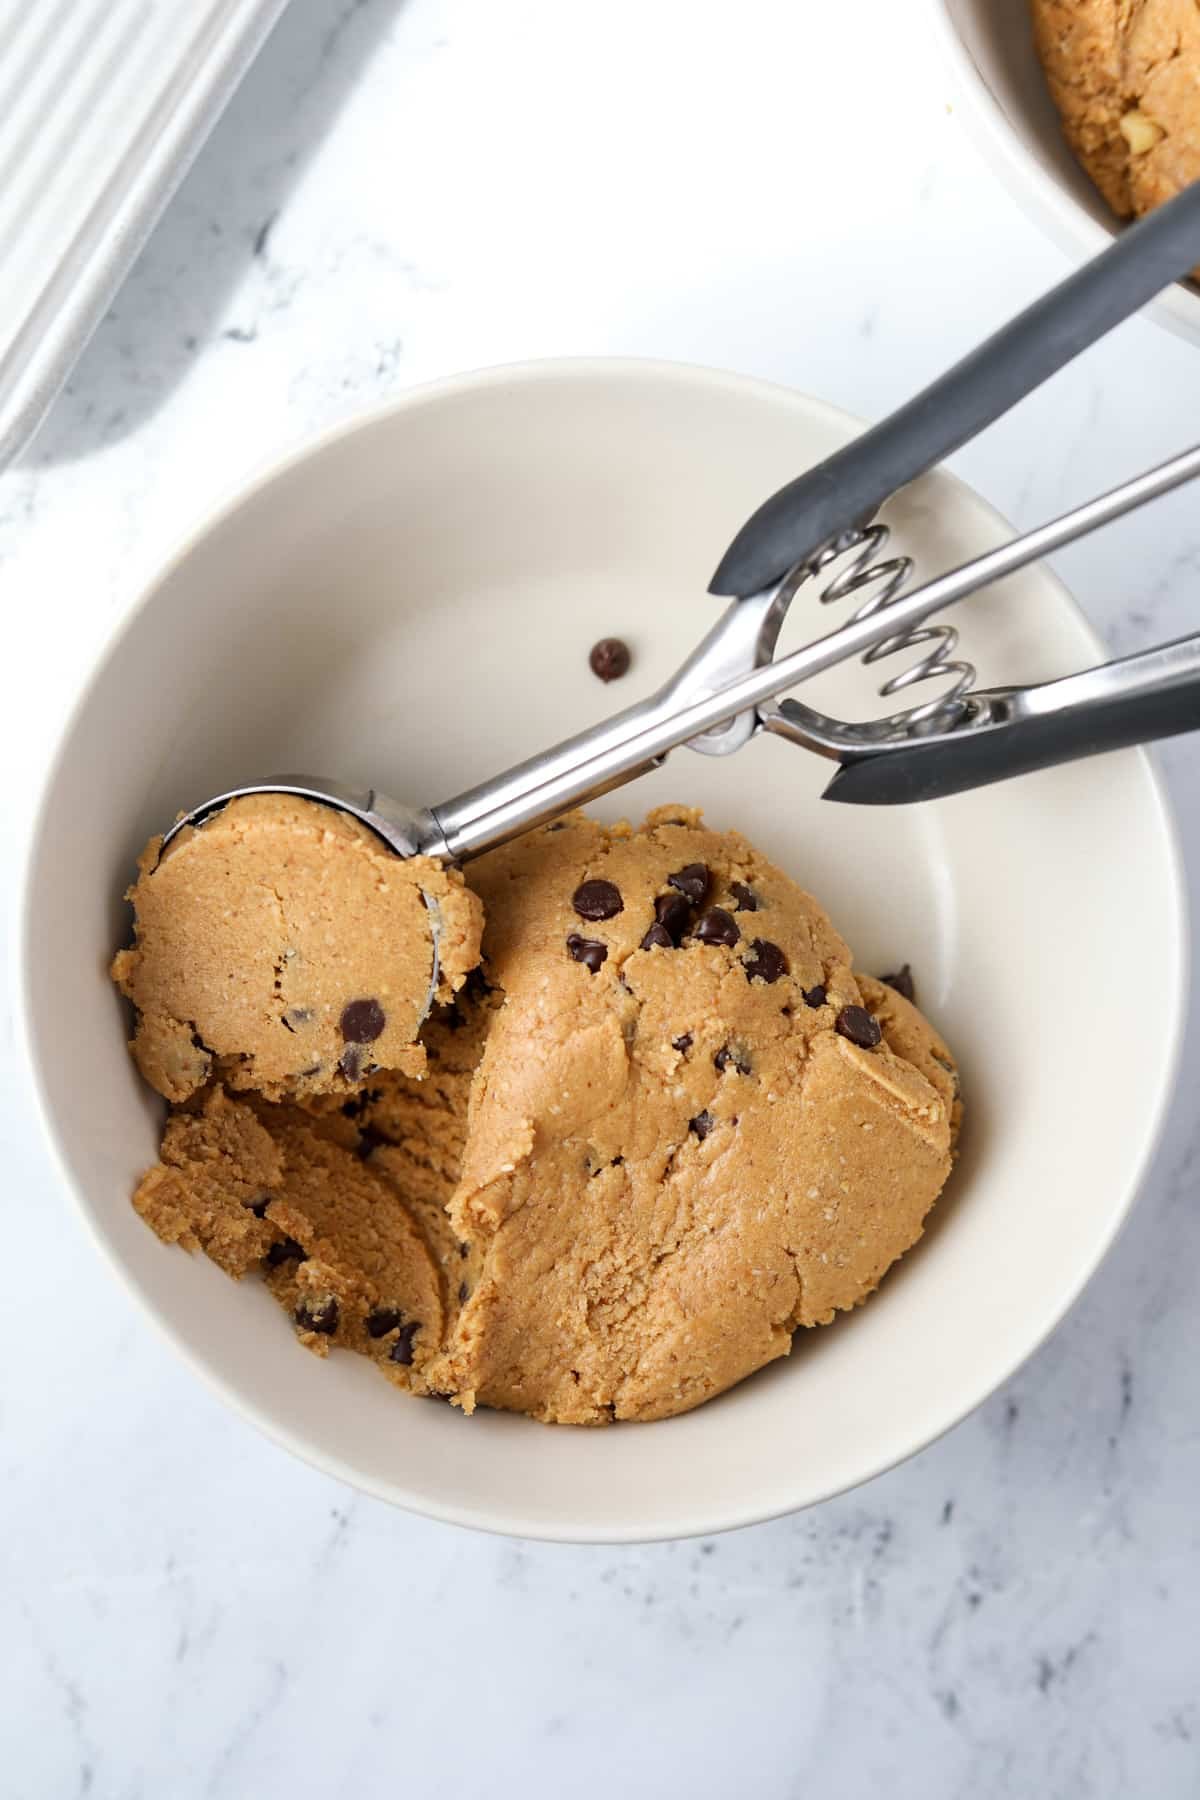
[802,522,977,732]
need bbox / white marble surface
[4,1,1200,1793]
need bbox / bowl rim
[16,355,1191,1541]
[927,0,1200,347]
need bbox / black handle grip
[821,678,1200,806]
[711,182,1200,600]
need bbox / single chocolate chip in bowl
[714,1045,751,1075]
[744,939,788,984]
[340,997,386,1043]
[880,963,916,1002]
[589,636,631,682]
[672,1032,693,1053]
[265,1235,305,1268]
[567,932,608,973]
[366,1307,405,1339]
[693,906,740,948]
[668,863,709,905]
[573,878,623,921]
[730,881,759,913]
[802,984,827,1009]
[295,1296,339,1336]
[389,1321,420,1365]
[836,1004,883,1049]
[689,1110,715,1140]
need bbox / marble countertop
[4,2,1200,1793]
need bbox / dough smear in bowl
[117,803,961,1424]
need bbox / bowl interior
[22,361,1184,1540]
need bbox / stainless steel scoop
[160,183,1200,1004]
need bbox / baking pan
[0,0,289,468]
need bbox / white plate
[18,360,1187,1542]
[929,0,1200,350]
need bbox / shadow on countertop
[16,0,408,470]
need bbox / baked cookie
[1031,0,1200,226]
[112,794,483,1103]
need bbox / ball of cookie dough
[433,808,959,1424]
[111,794,483,1103]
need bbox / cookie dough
[1032,0,1200,227]
[111,794,483,1103]
[127,807,960,1426]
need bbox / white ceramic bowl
[932,0,1200,347]
[20,360,1186,1541]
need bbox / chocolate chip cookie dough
[111,794,483,1103]
[1032,0,1200,227]
[123,807,961,1425]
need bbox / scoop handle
[710,181,1200,600]
[822,637,1200,805]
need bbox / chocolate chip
[672,1032,693,1053]
[458,1242,470,1259]
[836,1005,883,1049]
[745,940,788,984]
[243,1195,271,1218]
[567,932,608,972]
[668,863,709,905]
[265,1236,305,1267]
[693,906,740,948]
[589,636,631,682]
[280,1007,312,1034]
[802,984,827,1009]
[295,1296,339,1335]
[340,997,386,1043]
[573,879,623,921]
[689,1110,715,1140]
[714,1045,751,1075]
[880,963,916,1002]
[389,1321,420,1365]
[355,1124,387,1160]
[458,1281,469,1304]
[366,1307,405,1338]
[653,892,691,943]
[730,882,759,913]
[341,1087,381,1119]
[339,1043,368,1082]
[640,923,673,950]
